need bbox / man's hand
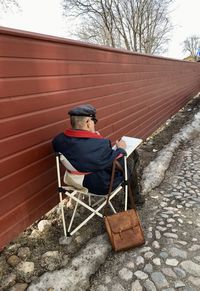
[116,138,126,149]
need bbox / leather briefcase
[104,208,145,251]
[104,158,145,251]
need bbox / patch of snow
[27,234,111,291]
[142,111,200,194]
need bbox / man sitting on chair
[52,104,144,206]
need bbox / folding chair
[55,152,129,237]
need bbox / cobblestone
[89,135,200,290]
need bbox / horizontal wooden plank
[1,84,165,138]
[101,81,196,137]
[106,89,196,141]
[0,58,187,78]
[0,183,58,250]
[0,168,56,217]
[0,154,54,197]
[1,32,189,66]
[1,74,195,138]
[0,79,162,118]
[0,71,172,98]
[0,77,198,159]
[0,141,51,178]
[0,121,65,159]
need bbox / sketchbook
[113,136,143,157]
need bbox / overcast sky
[0,0,199,60]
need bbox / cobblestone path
[89,136,200,291]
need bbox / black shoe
[127,203,133,210]
[127,195,145,209]
[135,195,145,206]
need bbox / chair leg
[59,192,67,237]
[69,188,121,236]
[65,191,104,218]
[108,201,117,213]
[92,197,105,207]
[68,193,80,233]
[124,156,128,211]
[69,197,106,236]
[65,191,105,236]
[56,155,67,237]
[88,194,91,206]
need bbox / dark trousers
[127,150,141,204]
[115,150,141,204]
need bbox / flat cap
[68,104,96,117]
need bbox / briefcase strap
[104,158,136,216]
[103,158,117,216]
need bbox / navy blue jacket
[52,129,126,195]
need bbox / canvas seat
[55,152,128,237]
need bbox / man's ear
[86,118,90,129]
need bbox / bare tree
[0,0,20,12]
[77,17,121,47]
[63,0,117,47]
[62,0,174,55]
[183,35,200,60]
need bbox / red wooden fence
[0,27,200,249]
